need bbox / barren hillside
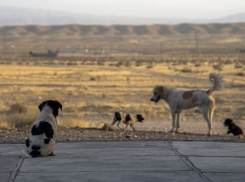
[1,23,245,37]
[0,23,245,54]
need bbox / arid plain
[0,23,245,137]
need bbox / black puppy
[224,118,243,136]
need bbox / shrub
[181,67,192,73]
[236,72,244,76]
[9,103,28,113]
[213,64,223,71]
[6,111,37,128]
[5,103,38,128]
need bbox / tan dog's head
[150,85,165,103]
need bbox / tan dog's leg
[123,123,130,133]
[208,100,215,133]
[201,106,211,136]
[117,121,123,130]
[130,124,136,132]
[208,108,214,132]
[175,111,181,133]
[169,111,176,133]
[111,117,117,126]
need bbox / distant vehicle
[29,50,59,57]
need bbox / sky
[0,0,245,19]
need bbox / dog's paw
[205,131,212,136]
[174,128,180,133]
[168,129,174,133]
[22,150,32,158]
[48,151,56,156]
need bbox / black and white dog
[24,100,62,157]
[111,112,144,132]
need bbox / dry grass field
[0,23,245,136]
[0,53,244,135]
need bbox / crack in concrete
[8,157,24,182]
[18,170,194,174]
[167,141,211,182]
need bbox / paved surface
[1,141,245,182]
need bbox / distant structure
[238,49,245,53]
[29,50,58,57]
[59,50,139,56]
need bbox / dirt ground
[0,122,244,144]
[0,56,245,129]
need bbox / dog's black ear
[25,138,30,148]
[225,118,233,124]
[125,114,131,122]
[115,112,121,121]
[47,100,62,118]
[38,101,48,111]
[136,114,144,122]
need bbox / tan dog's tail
[207,73,223,95]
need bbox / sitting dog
[150,73,223,136]
[224,118,243,136]
[111,112,144,131]
[24,100,62,157]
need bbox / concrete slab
[54,142,176,157]
[0,144,23,182]
[0,144,23,156]
[189,157,245,173]
[205,173,245,182]
[0,173,10,182]
[19,142,191,173]
[1,141,245,182]
[172,141,245,157]
[55,141,169,149]
[20,155,191,173]
[16,171,206,182]
[0,156,21,172]
[16,141,195,182]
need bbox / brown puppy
[111,112,144,131]
[224,118,243,136]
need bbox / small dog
[224,118,243,136]
[150,73,223,136]
[111,112,144,131]
[24,100,62,157]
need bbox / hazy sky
[1,0,245,19]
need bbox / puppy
[224,118,243,136]
[24,100,62,157]
[111,112,144,131]
[150,73,223,136]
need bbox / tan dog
[150,73,223,136]
[111,112,144,131]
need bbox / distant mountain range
[0,6,245,26]
[1,23,244,39]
